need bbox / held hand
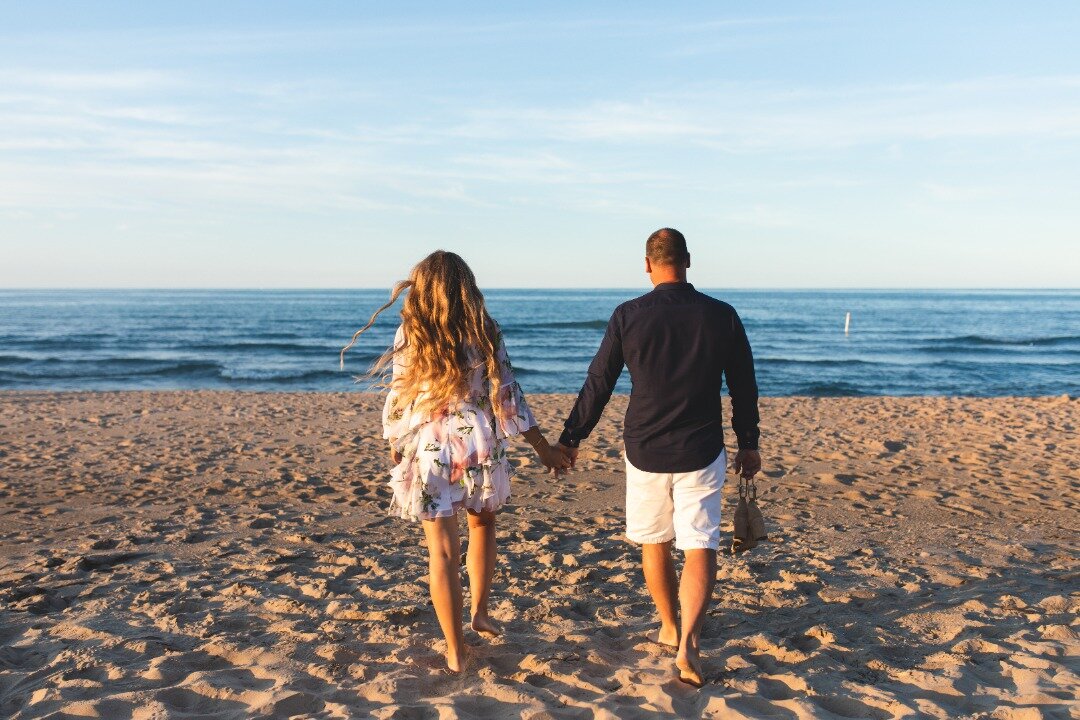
[389,446,403,464]
[733,449,761,480]
[556,443,579,469]
[541,444,572,477]
[520,427,572,477]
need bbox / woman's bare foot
[470,614,502,637]
[675,650,705,688]
[445,646,468,673]
[646,626,679,650]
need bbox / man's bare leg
[675,548,717,687]
[642,541,680,647]
[422,515,466,672]
[466,509,500,636]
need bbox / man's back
[556,227,763,689]
[559,281,760,474]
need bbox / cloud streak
[2,66,1078,222]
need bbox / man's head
[645,227,690,285]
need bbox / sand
[0,391,1077,719]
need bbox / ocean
[0,289,1076,397]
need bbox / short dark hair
[646,228,689,267]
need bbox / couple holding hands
[341,228,761,687]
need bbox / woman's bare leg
[422,515,466,671]
[466,509,500,635]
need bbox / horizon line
[0,286,1077,292]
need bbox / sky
[1,1,1078,289]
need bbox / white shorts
[625,449,727,551]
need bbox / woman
[341,250,570,672]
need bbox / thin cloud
[0,15,804,56]
[454,75,1080,148]
[0,68,174,90]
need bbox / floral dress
[382,324,537,521]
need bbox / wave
[188,341,354,354]
[789,382,872,397]
[0,337,120,350]
[757,357,883,367]
[3,339,360,355]
[0,360,223,381]
[246,331,303,340]
[0,356,212,370]
[925,358,1080,370]
[925,334,1080,348]
[0,362,357,385]
[0,355,32,366]
[505,320,609,331]
[222,369,347,384]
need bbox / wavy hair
[340,251,505,421]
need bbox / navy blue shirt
[558,282,760,473]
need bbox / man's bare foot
[646,626,679,649]
[675,651,705,688]
[470,614,501,637]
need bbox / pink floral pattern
[382,324,537,520]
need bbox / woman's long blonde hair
[340,251,505,420]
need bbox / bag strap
[738,475,760,501]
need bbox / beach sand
[1,391,1077,719]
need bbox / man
[557,228,762,687]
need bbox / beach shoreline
[1,391,1077,718]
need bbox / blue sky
[1,1,1078,288]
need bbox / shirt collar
[653,281,694,291]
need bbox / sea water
[0,289,1076,396]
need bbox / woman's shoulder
[484,316,504,344]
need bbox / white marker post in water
[844,312,851,335]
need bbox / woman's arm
[521,426,571,475]
[384,325,408,464]
[489,323,570,474]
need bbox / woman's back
[383,321,535,520]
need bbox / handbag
[732,475,767,553]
